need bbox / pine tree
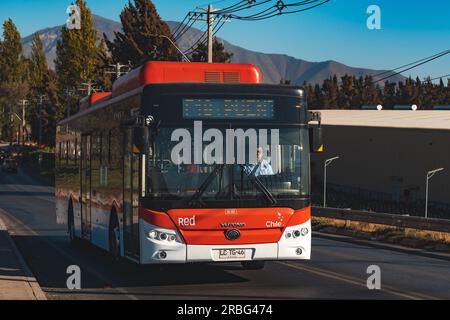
[321,76,339,109]
[105,0,181,66]
[382,81,396,109]
[0,19,28,141]
[96,38,114,91]
[304,82,315,109]
[28,33,63,145]
[191,38,233,63]
[29,33,48,93]
[55,0,100,115]
[362,75,381,105]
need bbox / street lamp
[425,168,444,218]
[323,156,340,208]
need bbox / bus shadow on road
[12,234,250,292]
[111,260,251,287]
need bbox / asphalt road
[0,167,449,300]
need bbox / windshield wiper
[240,165,277,206]
[188,164,225,207]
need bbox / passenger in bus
[246,146,274,176]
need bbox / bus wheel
[109,214,120,261]
[241,261,266,270]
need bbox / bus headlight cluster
[148,230,177,242]
[285,228,309,239]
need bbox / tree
[0,19,28,141]
[28,33,62,145]
[95,38,114,91]
[191,38,233,63]
[105,0,181,66]
[29,33,48,93]
[55,0,99,115]
[361,76,381,105]
[321,76,339,109]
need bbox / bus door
[123,129,140,259]
[80,135,92,240]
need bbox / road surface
[0,167,449,300]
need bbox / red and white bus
[56,62,322,269]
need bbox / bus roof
[111,61,262,98]
[60,62,264,125]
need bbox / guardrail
[312,206,450,233]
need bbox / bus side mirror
[309,126,323,153]
[133,126,149,154]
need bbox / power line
[427,73,450,82]
[372,49,450,78]
[173,13,201,41]
[216,0,272,14]
[177,0,331,61]
[185,17,227,55]
[228,0,331,21]
[374,50,450,83]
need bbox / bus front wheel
[241,261,266,270]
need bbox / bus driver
[246,146,274,176]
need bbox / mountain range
[21,14,405,85]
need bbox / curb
[0,215,47,300]
[314,230,450,262]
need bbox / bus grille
[205,71,221,83]
[223,72,240,83]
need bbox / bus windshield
[147,125,310,205]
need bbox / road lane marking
[0,208,139,300]
[277,261,438,300]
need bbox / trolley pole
[207,4,214,63]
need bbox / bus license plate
[218,249,246,260]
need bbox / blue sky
[0,0,449,80]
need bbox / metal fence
[312,182,450,220]
[313,206,450,233]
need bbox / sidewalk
[0,217,46,300]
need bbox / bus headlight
[149,230,158,240]
[301,228,309,236]
[148,229,179,243]
[159,232,168,241]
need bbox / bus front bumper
[139,219,311,264]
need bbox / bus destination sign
[183,99,275,120]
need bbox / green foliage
[55,0,99,104]
[105,0,181,66]
[0,19,29,141]
[191,38,233,63]
[96,38,114,90]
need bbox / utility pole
[192,4,230,63]
[18,100,29,145]
[105,62,131,79]
[80,80,96,96]
[37,95,47,145]
[207,4,214,63]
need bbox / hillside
[21,15,405,85]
